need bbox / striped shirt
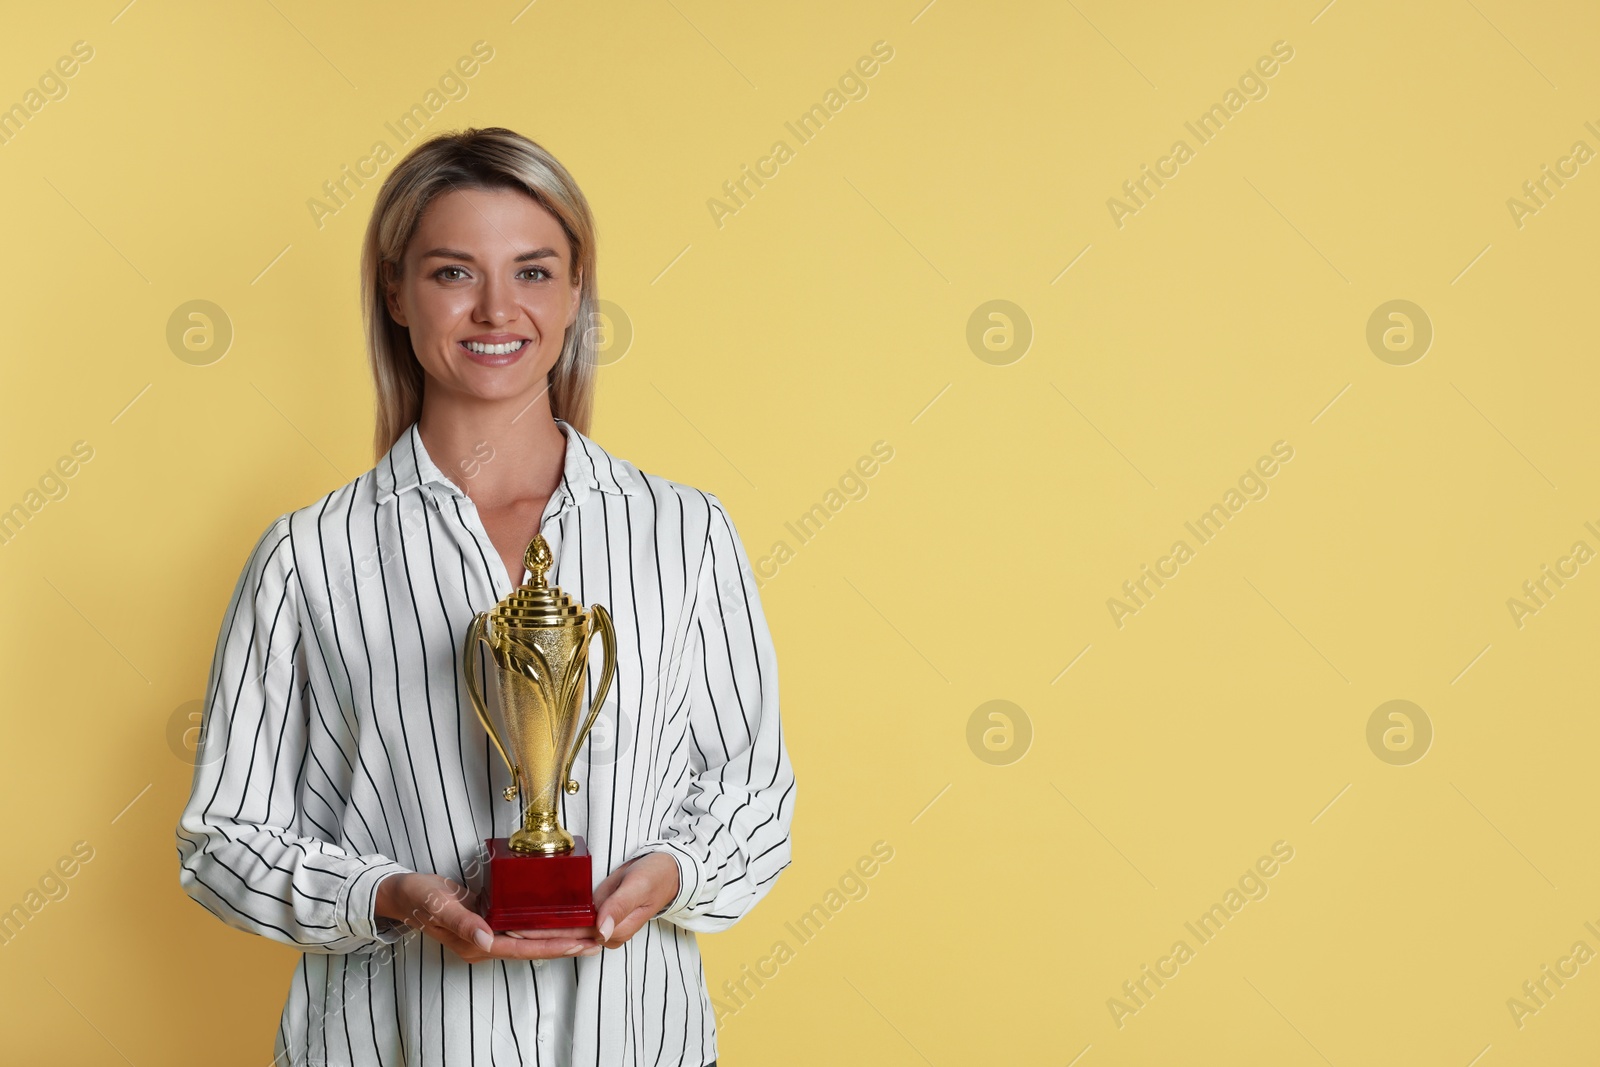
[176,415,795,1066]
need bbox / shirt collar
[373,416,635,506]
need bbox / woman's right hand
[375,872,602,964]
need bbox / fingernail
[565,945,584,956]
[597,916,614,941]
[473,929,494,951]
[580,945,602,957]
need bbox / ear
[564,272,582,330]
[383,262,408,327]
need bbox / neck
[416,385,567,508]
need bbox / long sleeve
[635,494,796,933]
[176,513,411,953]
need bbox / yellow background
[2,0,1597,1063]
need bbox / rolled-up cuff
[336,859,414,946]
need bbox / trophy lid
[493,534,585,629]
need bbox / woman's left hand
[504,852,679,948]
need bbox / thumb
[595,869,650,942]
[434,885,495,951]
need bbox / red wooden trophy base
[481,836,597,931]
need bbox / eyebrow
[419,247,563,263]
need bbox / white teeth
[463,340,526,355]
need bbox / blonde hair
[360,126,600,461]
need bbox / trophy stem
[509,806,576,856]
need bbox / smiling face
[384,185,582,408]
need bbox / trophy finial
[524,534,553,588]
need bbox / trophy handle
[561,604,617,795]
[464,613,520,801]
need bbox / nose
[476,272,516,326]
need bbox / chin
[469,372,552,400]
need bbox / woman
[176,127,795,1067]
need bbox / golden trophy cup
[462,533,617,929]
